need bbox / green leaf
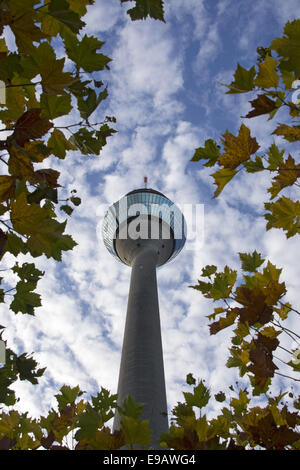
[225,64,256,94]
[69,126,116,156]
[255,56,279,88]
[12,262,44,282]
[11,193,49,236]
[266,143,284,170]
[70,196,81,206]
[272,124,300,142]
[186,373,196,386]
[16,353,45,384]
[201,265,217,277]
[121,416,152,448]
[265,196,300,238]
[77,86,108,121]
[119,395,144,420]
[75,405,102,441]
[27,219,77,261]
[191,139,220,166]
[10,280,41,315]
[210,266,237,300]
[48,0,85,34]
[40,93,72,119]
[48,128,77,159]
[230,390,250,416]
[239,251,265,272]
[91,387,118,417]
[189,280,212,295]
[64,33,111,73]
[122,0,165,23]
[55,385,83,410]
[4,233,27,257]
[243,155,265,173]
[215,391,226,403]
[212,167,237,198]
[24,42,76,95]
[60,204,73,216]
[183,380,210,409]
[271,19,300,75]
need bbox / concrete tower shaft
[102,188,187,449]
[113,242,168,448]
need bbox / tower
[102,186,186,449]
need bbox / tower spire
[144,176,148,189]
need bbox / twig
[275,371,300,382]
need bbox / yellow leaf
[10,193,49,236]
[0,38,8,54]
[255,56,279,88]
[22,141,51,163]
[8,142,35,179]
[273,302,291,320]
[219,124,259,169]
[260,326,282,339]
[0,175,15,202]
[268,155,300,200]
[212,167,237,198]
[0,411,20,437]
[0,79,26,124]
[272,124,300,142]
[195,416,209,441]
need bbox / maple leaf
[10,193,49,235]
[265,196,300,238]
[47,128,77,159]
[0,175,15,203]
[7,142,34,179]
[219,124,259,170]
[272,124,300,142]
[30,169,61,188]
[47,0,85,34]
[248,411,299,449]
[40,93,72,120]
[209,309,238,335]
[271,19,300,75]
[26,42,76,95]
[12,108,52,147]
[245,94,277,118]
[122,0,166,22]
[255,56,279,88]
[234,286,273,326]
[268,155,300,199]
[266,143,284,170]
[7,2,48,54]
[27,219,77,261]
[63,33,111,73]
[225,63,256,94]
[191,139,220,166]
[10,280,41,315]
[212,167,237,198]
[239,251,265,272]
[183,380,210,409]
[248,334,279,388]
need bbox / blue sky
[1,0,300,423]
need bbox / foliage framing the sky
[0,0,299,451]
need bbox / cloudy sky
[1,0,300,425]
